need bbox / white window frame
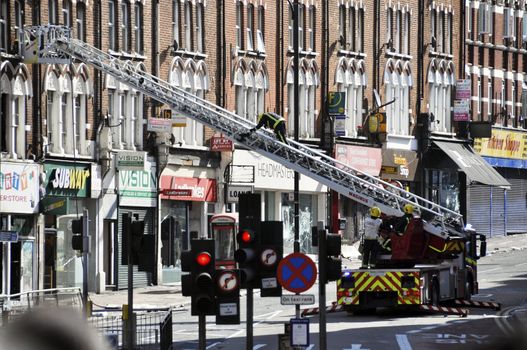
[63,0,72,28]
[184,0,192,51]
[487,75,493,121]
[403,11,410,55]
[172,0,180,47]
[298,4,304,51]
[0,0,8,52]
[308,5,315,51]
[134,2,143,54]
[466,0,472,38]
[237,1,243,50]
[196,3,204,53]
[49,0,58,24]
[387,8,393,48]
[257,5,265,53]
[357,8,364,52]
[395,9,401,52]
[339,5,346,49]
[108,0,116,50]
[121,1,130,52]
[76,3,86,41]
[348,6,355,51]
[246,4,254,51]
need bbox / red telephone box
[209,213,238,269]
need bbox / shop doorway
[44,229,57,289]
[103,220,116,289]
[9,242,21,295]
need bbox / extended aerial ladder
[24,25,464,237]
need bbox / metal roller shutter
[468,186,506,237]
[117,207,154,289]
[505,177,527,234]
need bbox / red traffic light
[196,252,212,266]
[241,230,254,243]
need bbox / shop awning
[433,141,511,188]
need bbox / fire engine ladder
[25,25,464,236]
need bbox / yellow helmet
[370,207,381,218]
[403,204,414,214]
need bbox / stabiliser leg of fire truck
[24,25,466,239]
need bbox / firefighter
[247,112,289,145]
[362,207,383,269]
[393,203,415,236]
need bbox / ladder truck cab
[337,217,487,313]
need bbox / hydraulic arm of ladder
[24,25,465,236]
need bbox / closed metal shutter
[468,186,506,237]
[504,177,527,234]
[117,207,154,289]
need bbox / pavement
[89,232,527,326]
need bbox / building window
[403,11,410,55]
[184,0,192,51]
[347,7,355,51]
[307,5,315,51]
[387,8,393,49]
[357,8,364,52]
[196,3,204,53]
[487,74,493,122]
[108,0,116,50]
[121,1,130,52]
[503,6,515,41]
[236,1,243,50]
[339,4,346,49]
[336,59,367,137]
[466,0,472,39]
[257,5,265,53]
[446,12,453,54]
[385,61,412,135]
[395,9,401,52]
[63,0,72,28]
[172,0,180,48]
[0,0,8,52]
[49,0,59,24]
[298,4,304,51]
[76,3,86,41]
[15,0,24,51]
[287,61,318,138]
[247,4,254,51]
[134,3,143,54]
[522,12,527,47]
[1,71,28,159]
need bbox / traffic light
[71,216,88,252]
[215,269,241,325]
[181,239,216,316]
[234,228,260,289]
[235,193,261,289]
[259,221,283,297]
[325,232,342,283]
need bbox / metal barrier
[0,287,83,326]
[89,306,173,350]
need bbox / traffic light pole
[318,223,327,350]
[125,213,135,350]
[82,208,89,316]
[246,288,253,350]
[198,315,206,350]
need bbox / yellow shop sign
[474,128,527,160]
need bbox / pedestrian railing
[0,287,83,326]
[89,305,173,350]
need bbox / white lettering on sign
[51,168,90,190]
[261,277,278,289]
[219,303,237,316]
[258,163,294,179]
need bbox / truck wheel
[431,281,440,306]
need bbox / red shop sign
[160,176,217,202]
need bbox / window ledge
[429,51,454,59]
[385,51,412,60]
[172,49,208,60]
[286,49,319,58]
[337,50,367,59]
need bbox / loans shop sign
[0,162,40,214]
[118,160,157,207]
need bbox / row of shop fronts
[0,127,525,294]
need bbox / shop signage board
[328,91,346,115]
[456,79,471,100]
[334,114,347,136]
[211,136,233,151]
[474,128,527,160]
[147,118,172,133]
[335,144,383,176]
[0,162,40,214]
[118,159,157,207]
[116,151,146,171]
[226,185,254,203]
[160,176,217,202]
[453,100,470,121]
[0,230,19,242]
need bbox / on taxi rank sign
[277,252,317,305]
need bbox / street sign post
[277,253,317,294]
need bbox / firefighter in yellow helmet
[361,207,383,269]
[394,203,415,235]
[247,112,289,145]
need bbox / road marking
[343,344,370,350]
[253,345,267,349]
[206,342,221,349]
[479,267,501,273]
[305,345,315,350]
[396,334,413,350]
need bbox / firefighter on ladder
[245,112,289,145]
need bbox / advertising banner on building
[474,128,527,160]
[0,162,40,214]
[43,162,91,198]
[159,176,217,202]
[118,160,157,207]
[335,144,382,176]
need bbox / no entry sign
[277,253,317,294]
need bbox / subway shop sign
[44,162,91,197]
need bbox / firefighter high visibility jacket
[255,112,285,131]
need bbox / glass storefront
[160,201,189,283]
[425,169,460,213]
[281,193,318,254]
